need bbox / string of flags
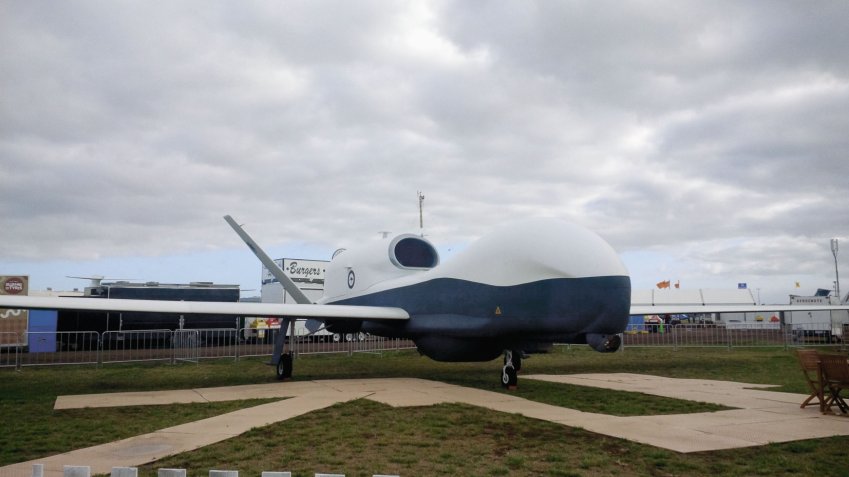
[656,280,680,289]
[658,280,804,290]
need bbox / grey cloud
[1,1,847,299]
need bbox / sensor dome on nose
[390,235,439,269]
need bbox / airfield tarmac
[4,374,848,476]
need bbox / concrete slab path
[3,375,848,477]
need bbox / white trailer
[787,294,849,342]
[252,258,333,339]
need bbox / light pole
[417,191,425,236]
[832,238,840,300]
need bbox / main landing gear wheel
[276,352,293,381]
[501,349,519,389]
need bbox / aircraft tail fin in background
[224,215,313,305]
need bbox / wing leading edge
[0,295,409,321]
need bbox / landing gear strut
[271,319,295,381]
[501,349,522,389]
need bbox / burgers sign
[3,277,25,295]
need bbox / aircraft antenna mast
[832,238,840,299]
[418,191,425,236]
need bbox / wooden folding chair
[796,349,825,410]
[818,353,849,415]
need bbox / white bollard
[261,473,291,477]
[158,469,187,477]
[111,467,138,477]
[209,471,238,477]
[63,466,91,477]
[32,464,44,477]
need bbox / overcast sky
[2,1,848,304]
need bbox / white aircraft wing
[0,295,409,320]
[630,304,849,315]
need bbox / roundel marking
[347,270,356,289]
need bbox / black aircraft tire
[276,353,293,381]
[276,360,286,380]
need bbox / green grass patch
[143,399,849,477]
[0,396,281,465]
[2,346,848,476]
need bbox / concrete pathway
[525,373,849,452]
[3,375,848,477]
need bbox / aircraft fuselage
[321,218,632,361]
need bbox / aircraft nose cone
[589,276,632,333]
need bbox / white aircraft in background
[2,216,847,387]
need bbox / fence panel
[384,337,417,352]
[102,330,174,364]
[350,333,382,354]
[294,331,353,356]
[724,323,785,347]
[237,327,279,358]
[624,323,736,348]
[173,330,199,363]
[19,331,99,367]
[194,328,238,360]
[0,332,20,368]
[623,321,845,349]
[787,323,842,346]
[623,324,698,347]
[349,334,417,354]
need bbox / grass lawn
[1,346,848,476]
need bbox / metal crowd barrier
[0,332,21,368]
[173,329,199,364]
[622,322,844,349]
[102,330,174,364]
[0,321,842,370]
[236,327,277,358]
[19,331,99,367]
[194,328,239,360]
[0,325,418,370]
[236,328,416,357]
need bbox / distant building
[1,275,30,347]
[60,281,241,333]
[631,288,771,326]
[787,290,849,330]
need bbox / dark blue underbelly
[330,275,631,339]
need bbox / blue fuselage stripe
[329,275,631,339]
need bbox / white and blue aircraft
[224,215,631,387]
[2,216,847,387]
[1,216,631,386]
